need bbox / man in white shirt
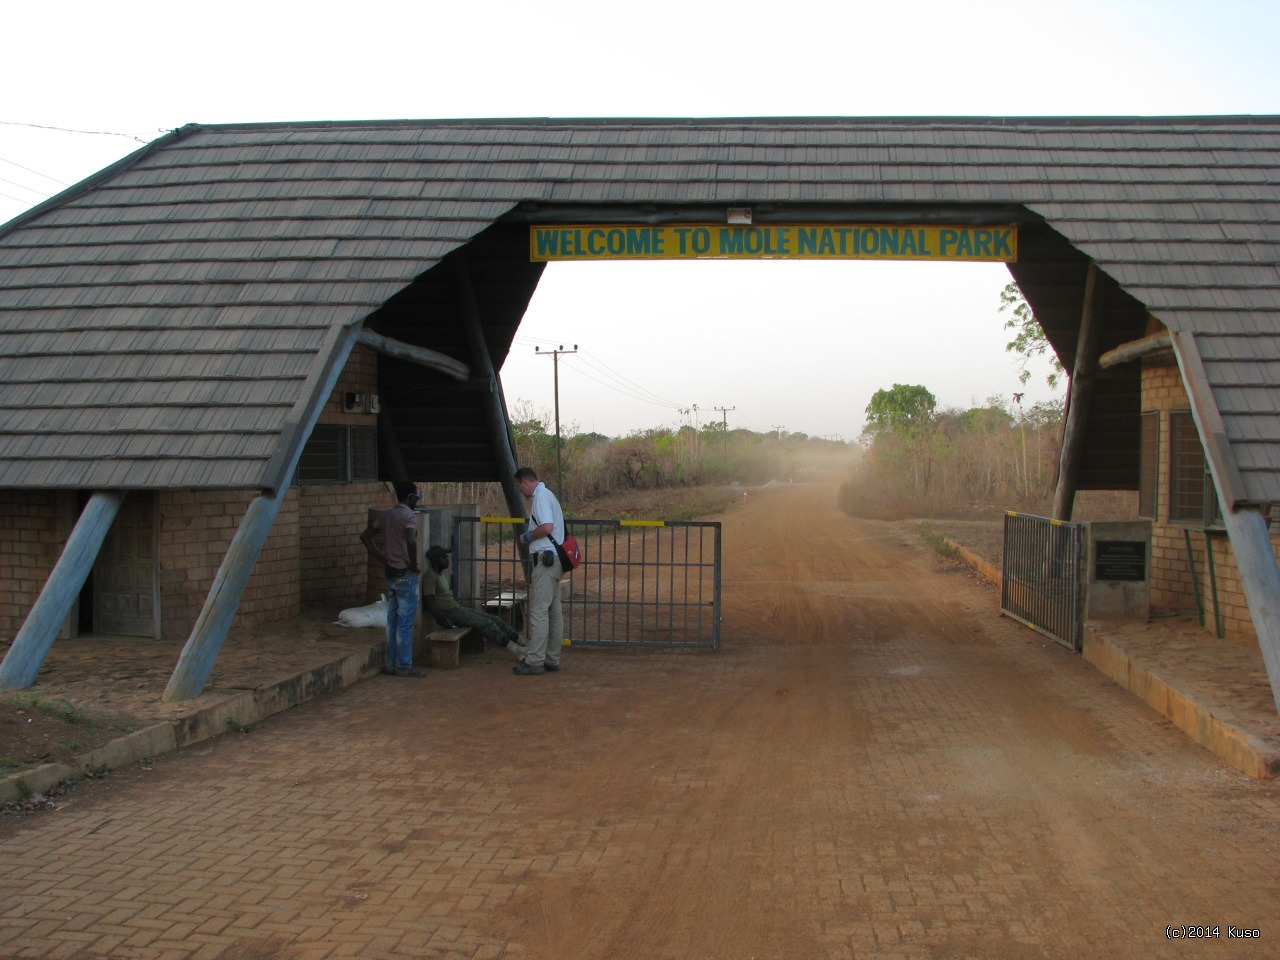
[513,466,565,675]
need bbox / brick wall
[299,482,394,606]
[327,343,378,427]
[1141,358,1275,643]
[0,491,75,639]
[296,344,390,606]
[156,488,301,641]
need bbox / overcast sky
[4,0,1279,439]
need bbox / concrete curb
[1083,627,1280,780]
[944,538,1002,588]
[0,640,383,805]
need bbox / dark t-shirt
[421,568,458,612]
[374,502,417,570]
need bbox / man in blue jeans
[360,481,422,677]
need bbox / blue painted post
[0,491,126,690]
[163,492,286,701]
[1220,507,1280,714]
[163,322,362,701]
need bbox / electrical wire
[0,120,148,142]
[571,351,681,407]
[0,156,69,187]
[0,175,50,198]
[559,358,679,409]
[512,334,683,410]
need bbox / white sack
[336,595,387,628]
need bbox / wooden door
[93,493,159,637]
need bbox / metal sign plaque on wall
[1094,540,1148,582]
[531,224,1018,262]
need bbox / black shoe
[513,662,545,675]
[394,668,425,678]
[542,662,561,672]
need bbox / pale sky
[3,0,1279,439]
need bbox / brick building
[1,117,1279,708]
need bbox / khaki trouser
[524,553,564,666]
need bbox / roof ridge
[190,115,1280,133]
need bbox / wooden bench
[483,590,527,631]
[412,626,473,669]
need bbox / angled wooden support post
[0,491,126,690]
[450,252,526,522]
[1170,330,1280,713]
[164,321,362,701]
[1052,261,1101,521]
[163,491,286,701]
[377,408,410,487]
[1219,507,1280,714]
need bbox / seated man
[420,545,528,657]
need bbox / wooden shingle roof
[2,117,1279,500]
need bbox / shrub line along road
[1,482,1277,959]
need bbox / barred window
[297,425,378,484]
[1138,411,1158,520]
[1168,411,1220,526]
[351,426,378,480]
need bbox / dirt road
[2,482,1278,959]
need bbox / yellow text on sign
[530,224,1017,262]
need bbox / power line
[566,355,680,408]
[514,335,682,410]
[574,350,681,407]
[0,156,70,187]
[557,359,677,408]
[0,120,150,142]
[0,175,51,198]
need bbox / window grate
[1139,411,1158,520]
[296,425,377,484]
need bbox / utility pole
[713,405,735,455]
[535,344,578,495]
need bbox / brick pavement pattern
[2,484,1279,959]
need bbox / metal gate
[1000,511,1083,651]
[452,516,721,650]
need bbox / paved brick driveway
[2,484,1277,959]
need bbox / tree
[861,384,941,499]
[863,384,938,437]
[999,281,1063,390]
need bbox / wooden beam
[450,252,527,525]
[163,491,288,701]
[356,329,470,382]
[0,492,125,690]
[1217,507,1280,714]
[1166,332,1280,710]
[377,408,410,486]
[1098,331,1172,369]
[1052,262,1101,521]
[165,324,362,701]
[1169,330,1246,512]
